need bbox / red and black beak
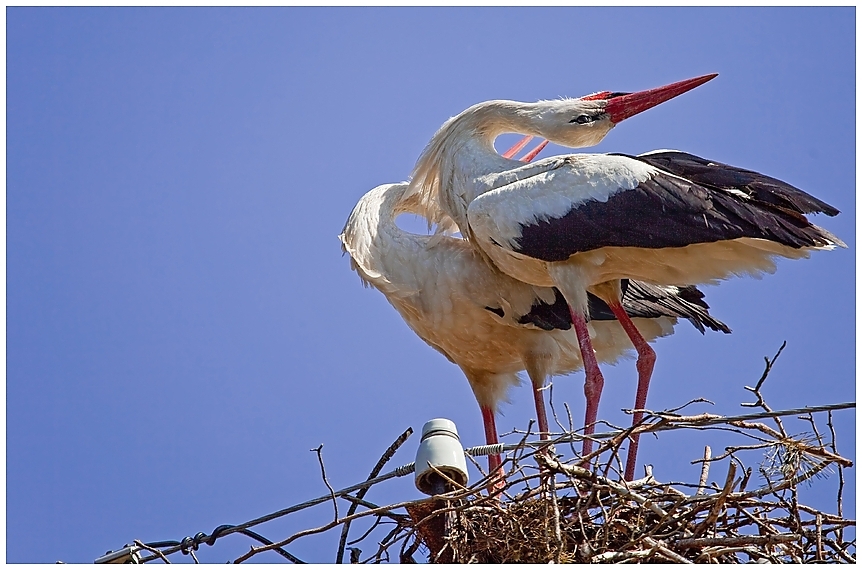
[584,73,718,124]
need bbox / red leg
[607,301,657,481]
[481,406,502,472]
[531,380,550,440]
[569,307,605,464]
[480,406,506,492]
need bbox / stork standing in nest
[405,74,844,479]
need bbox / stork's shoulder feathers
[467,154,654,247]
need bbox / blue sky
[7,7,854,563]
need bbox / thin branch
[336,427,413,563]
[311,444,338,522]
[693,462,737,536]
[134,540,171,564]
[696,445,711,495]
[741,341,788,436]
[233,499,422,563]
[676,533,800,549]
[826,410,845,543]
[642,537,694,564]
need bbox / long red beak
[603,73,717,124]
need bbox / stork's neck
[339,184,429,289]
[408,100,543,232]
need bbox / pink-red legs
[480,406,506,493]
[502,136,549,162]
[606,299,656,481]
[506,138,655,481]
[568,306,607,467]
[467,136,552,492]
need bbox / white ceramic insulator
[414,418,469,495]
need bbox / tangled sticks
[418,427,853,563]
[393,347,855,563]
[109,346,853,564]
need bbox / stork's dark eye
[570,114,594,124]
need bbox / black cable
[139,524,305,563]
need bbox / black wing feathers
[516,159,838,262]
[620,151,839,217]
[621,280,731,334]
[515,280,729,335]
[517,285,633,330]
[517,288,573,331]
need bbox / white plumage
[341,181,728,475]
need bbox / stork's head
[530,73,717,149]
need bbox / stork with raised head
[340,181,729,479]
[406,75,844,479]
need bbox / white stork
[340,181,729,479]
[406,74,844,480]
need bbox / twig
[642,536,694,564]
[311,445,338,522]
[664,397,714,414]
[235,528,306,563]
[826,410,845,543]
[741,341,788,437]
[536,454,671,520]
[693,461,736,537]
[363,523,406,564]
[336,427,413,563]
[799,412,824,446]
[133,540,171,564]
[549,476,562,563]
[348,547,361,563]
[339,494,383,513]
[233,499,421,563]
[592,548,654,562]
[815,513,823,561]
[696,445,711,494]
[345,515,389,546]
[676,533,800,549]
[398,531,421,563]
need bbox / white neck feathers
[339,183,429,292]
[406,101,537,231]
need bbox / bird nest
[403,432,852,564]
[389,346,853,564]
[389,345,854,564]
[100,346,854,564]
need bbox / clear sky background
[7,7,855,563]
